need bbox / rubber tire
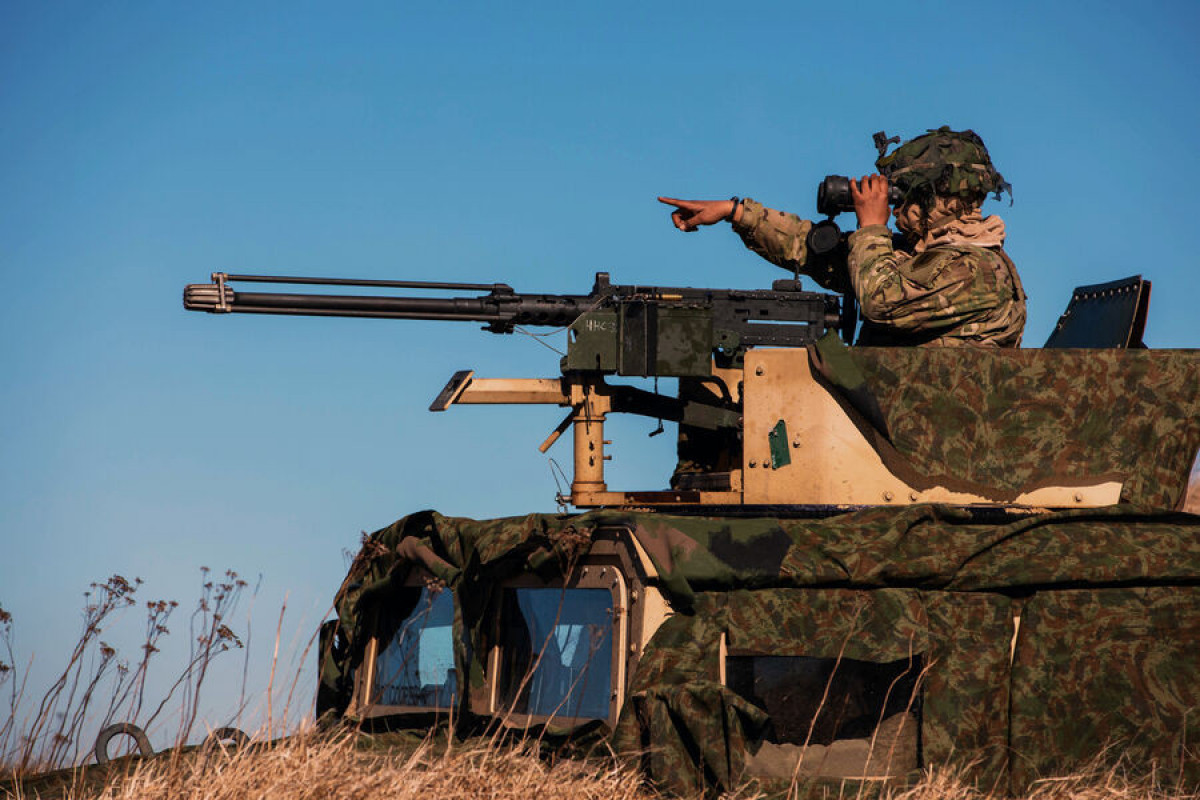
[94,723,153,764]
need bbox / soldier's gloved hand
[657,196,740,232]
[850,175,891,228]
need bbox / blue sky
[2,1,1198,746]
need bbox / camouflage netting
[320,505,1200,796]
[874,126,1010,205]
[816,345,1200,507]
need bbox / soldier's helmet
[876,126,1011,207]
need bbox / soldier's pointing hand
[658,197,740,232]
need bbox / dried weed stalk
[0,570,247,776]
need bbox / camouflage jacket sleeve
[846,225,1025,346]
[731,199,850,293]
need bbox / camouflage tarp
[320,505,1200,796]
[825,347,1200,507]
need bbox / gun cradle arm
[429,370,744,505]
[432,372,739,428]
[445,377,570,406]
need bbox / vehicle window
[373,586,457,708]
[497,587,613,721]
[727,654,923,778]
[727,654,922,744]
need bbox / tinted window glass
[498,588,613,721]
[374,586,457,708]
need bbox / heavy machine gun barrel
[183,273,590,330]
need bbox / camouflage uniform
[733,126,1026,347]
[732,199,1026,347]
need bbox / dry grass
[892,761,1199,800]
[5,731,1197,800]
[4,728,658,800]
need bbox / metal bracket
[212,272,231,313]
[873,130,900,157]
[430,370,475,411]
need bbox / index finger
[657,196,701,210]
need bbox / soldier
[660,127,1026,347]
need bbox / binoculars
[816,175,904,216]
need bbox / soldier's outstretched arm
[659,194,845,292]
[658,196,744,232]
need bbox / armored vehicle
[184,268,1200,796]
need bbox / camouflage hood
[912,208,1006,253]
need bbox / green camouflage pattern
[320,504,1200,795]
[620,505,1200,594]
[839,346,1200,507]
[920,592,1013,785]
[616,588,1014,794]
[611,609,768,795]
[1010,587,1200,788]
[846,226,1024,347]
[720,588,1012,784]
[875,126,1009,205]
[732,199,1024,347]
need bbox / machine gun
[184,271,844,507]
[183,271,843,371]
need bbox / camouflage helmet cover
[875,126,1011,205]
